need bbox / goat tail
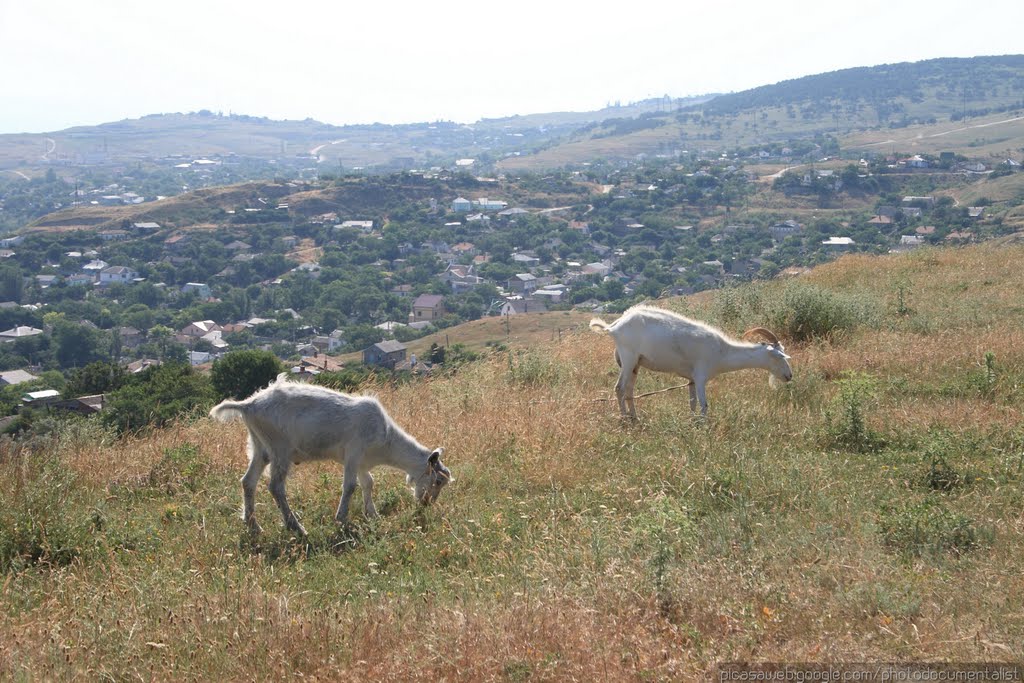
[589,318,611,333]
[209,399,248,423]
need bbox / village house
[511,252,541,268]
[22,389,61,406]
[98,229,129,241]
[99,266,139,286]
[126,358,161,374]
[582,262,612,278]
[339,220,374,232]
[822,236,855,250]
[500,297,547,315]
[311,332,344,354]
[188,351,212,366]
[895,235,926,251]
[50,394,105,416]
[117,326,144,348]
[181,282,212,298]
[439,264,484,293]
[363,340,407,369]
[164,233,191,250]
[292,262,322,278]
[451,197,473,212]
[291,355,345,380]
[769,220,802,241]
[411,294,446,322]
[507,273,538,293]
[181,320,221,337]
[476,198,508,211]
[82,259,108,273]
[0,369,39,386]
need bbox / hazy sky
[1,0,1022,134]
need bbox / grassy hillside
[25,171,598,233]
[500,55,1024,170]
[3,244,1024,678]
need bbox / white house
[82,259,109,273]
[100,266,139,285]
[822,237,855,250]
[476,198,508,211]
[451,197,473,212]
[66,273,95,287]
[0,326,43,341]
[182,282,212,298]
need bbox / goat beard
[768,374,782,390]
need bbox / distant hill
[0,97,704,175]
[25,171,598,233]
[2,55,1022,176]
[498,55,1024,169]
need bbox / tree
[102,363,215,434]
[66,361,128,397]
[52,320,111,368]
[210,349,284,400]
[0,265,24,303]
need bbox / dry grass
[3,243,1024,679]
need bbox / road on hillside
[310,139,347,163]
[859,115,1024,148]
[41,137,56,161]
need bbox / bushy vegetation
[101,363,216,434]
[210,349,284,400]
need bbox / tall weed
[0,452,100,571]
[822,373,885,452]
[768,282,880,342]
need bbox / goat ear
[428,449,442,464]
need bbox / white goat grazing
[209,375,451,535]
[590,305,792,418]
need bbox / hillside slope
[500,55,1024,169]
[2,244,1023,678]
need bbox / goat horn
[743,327,780,346]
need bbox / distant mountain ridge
[1,55,1022,172]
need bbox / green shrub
[0,453,98,571]
[822,373,885,452]
[101,363,216,434]
[768,282,878,342]
[939,351,999,400]
[919,430,978,493]
[878,498,990,558]
[211,349,284,400]
[148,443,211,494]
[507,349,566,387]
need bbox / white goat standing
[590,305,792,418]
[209,375,451,535]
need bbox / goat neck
[711,339,774,376]
[381,422,433,474]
